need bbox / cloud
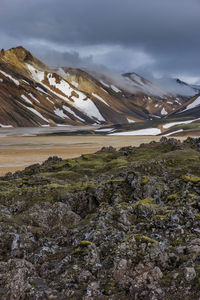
[32,48,93,68]
[0,0,200,81]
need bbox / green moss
[189,193,197,198]
[152,215,167,221]
[164,209,175,215]
[79,240,91,247]
[170,237,184,246]
[189,201,197,207]
[44,182,95,193]
[40,170,81,181]
[133,198,159,210]
[74,247,82,253]
[0,180,10,187]
[182,175,200,184]
[105,158,128,169]
[141,176,149,185]
[136,198,155,205]
[47,183,69,189]
[99,202,107,207]
[130,225,136,229]
[127,170,139,174]
[52,159,75,169]
[124,233,158,243]
[167,193,179,201]
[105,179,124,185]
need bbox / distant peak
[1,46,47,70]
[5,46,33,62]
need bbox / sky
[0,0,200,84]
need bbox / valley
[0,133,165,175]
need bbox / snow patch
[0,123,13,128]
[47,73,72,97]
[54,108,68,119]
[22,79,30,85]
[27,64,44,82]
[57,68,70,78]
[0,70,19,85]
[63,105,85,122]
[100,80,109,88]
[46,97,54,104]
[71,96,105,121]
[175,100,181,105]
[36,86,49,95]
[36,74,105,122]
[127,118,135,123]
[20,103,49,123]
[28,93,40,103]
[181,96,200,112]
[163,118,200,129]
[109,128,161,136]
[111,85,121,93]
[21,94,33,105]
[163,129,184,136]
[161,107,168,115]
[71,81,79,88]
[92,93,109,106]
[0,78,3,82]
[101,87,108,94]
[95,128,113,132]
[56,124,69,127]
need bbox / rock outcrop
[1,138,200,298]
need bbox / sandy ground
[0,134,186,176]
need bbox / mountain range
[0,46,200,135]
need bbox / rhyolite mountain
[0,46,199,128]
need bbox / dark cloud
[0,0,200,82]
[34,48,94,69]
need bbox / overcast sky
[0,0,200,83]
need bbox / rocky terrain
[1,137,200,299]
[1,46,200,129]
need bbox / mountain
[0,46,146,127]
[99,93,200,137]
[0,46,199,127]
[176,78,200,94]
[64,69,198,118]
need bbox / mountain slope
[0,46,199,128]
[0,47,149,127]
[87,70,194,117]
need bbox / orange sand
[0,135,185,176]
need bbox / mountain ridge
[0,46,199,128]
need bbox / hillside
[0,46,198,128]
[0,46,147,127]
[1,137,200,299]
